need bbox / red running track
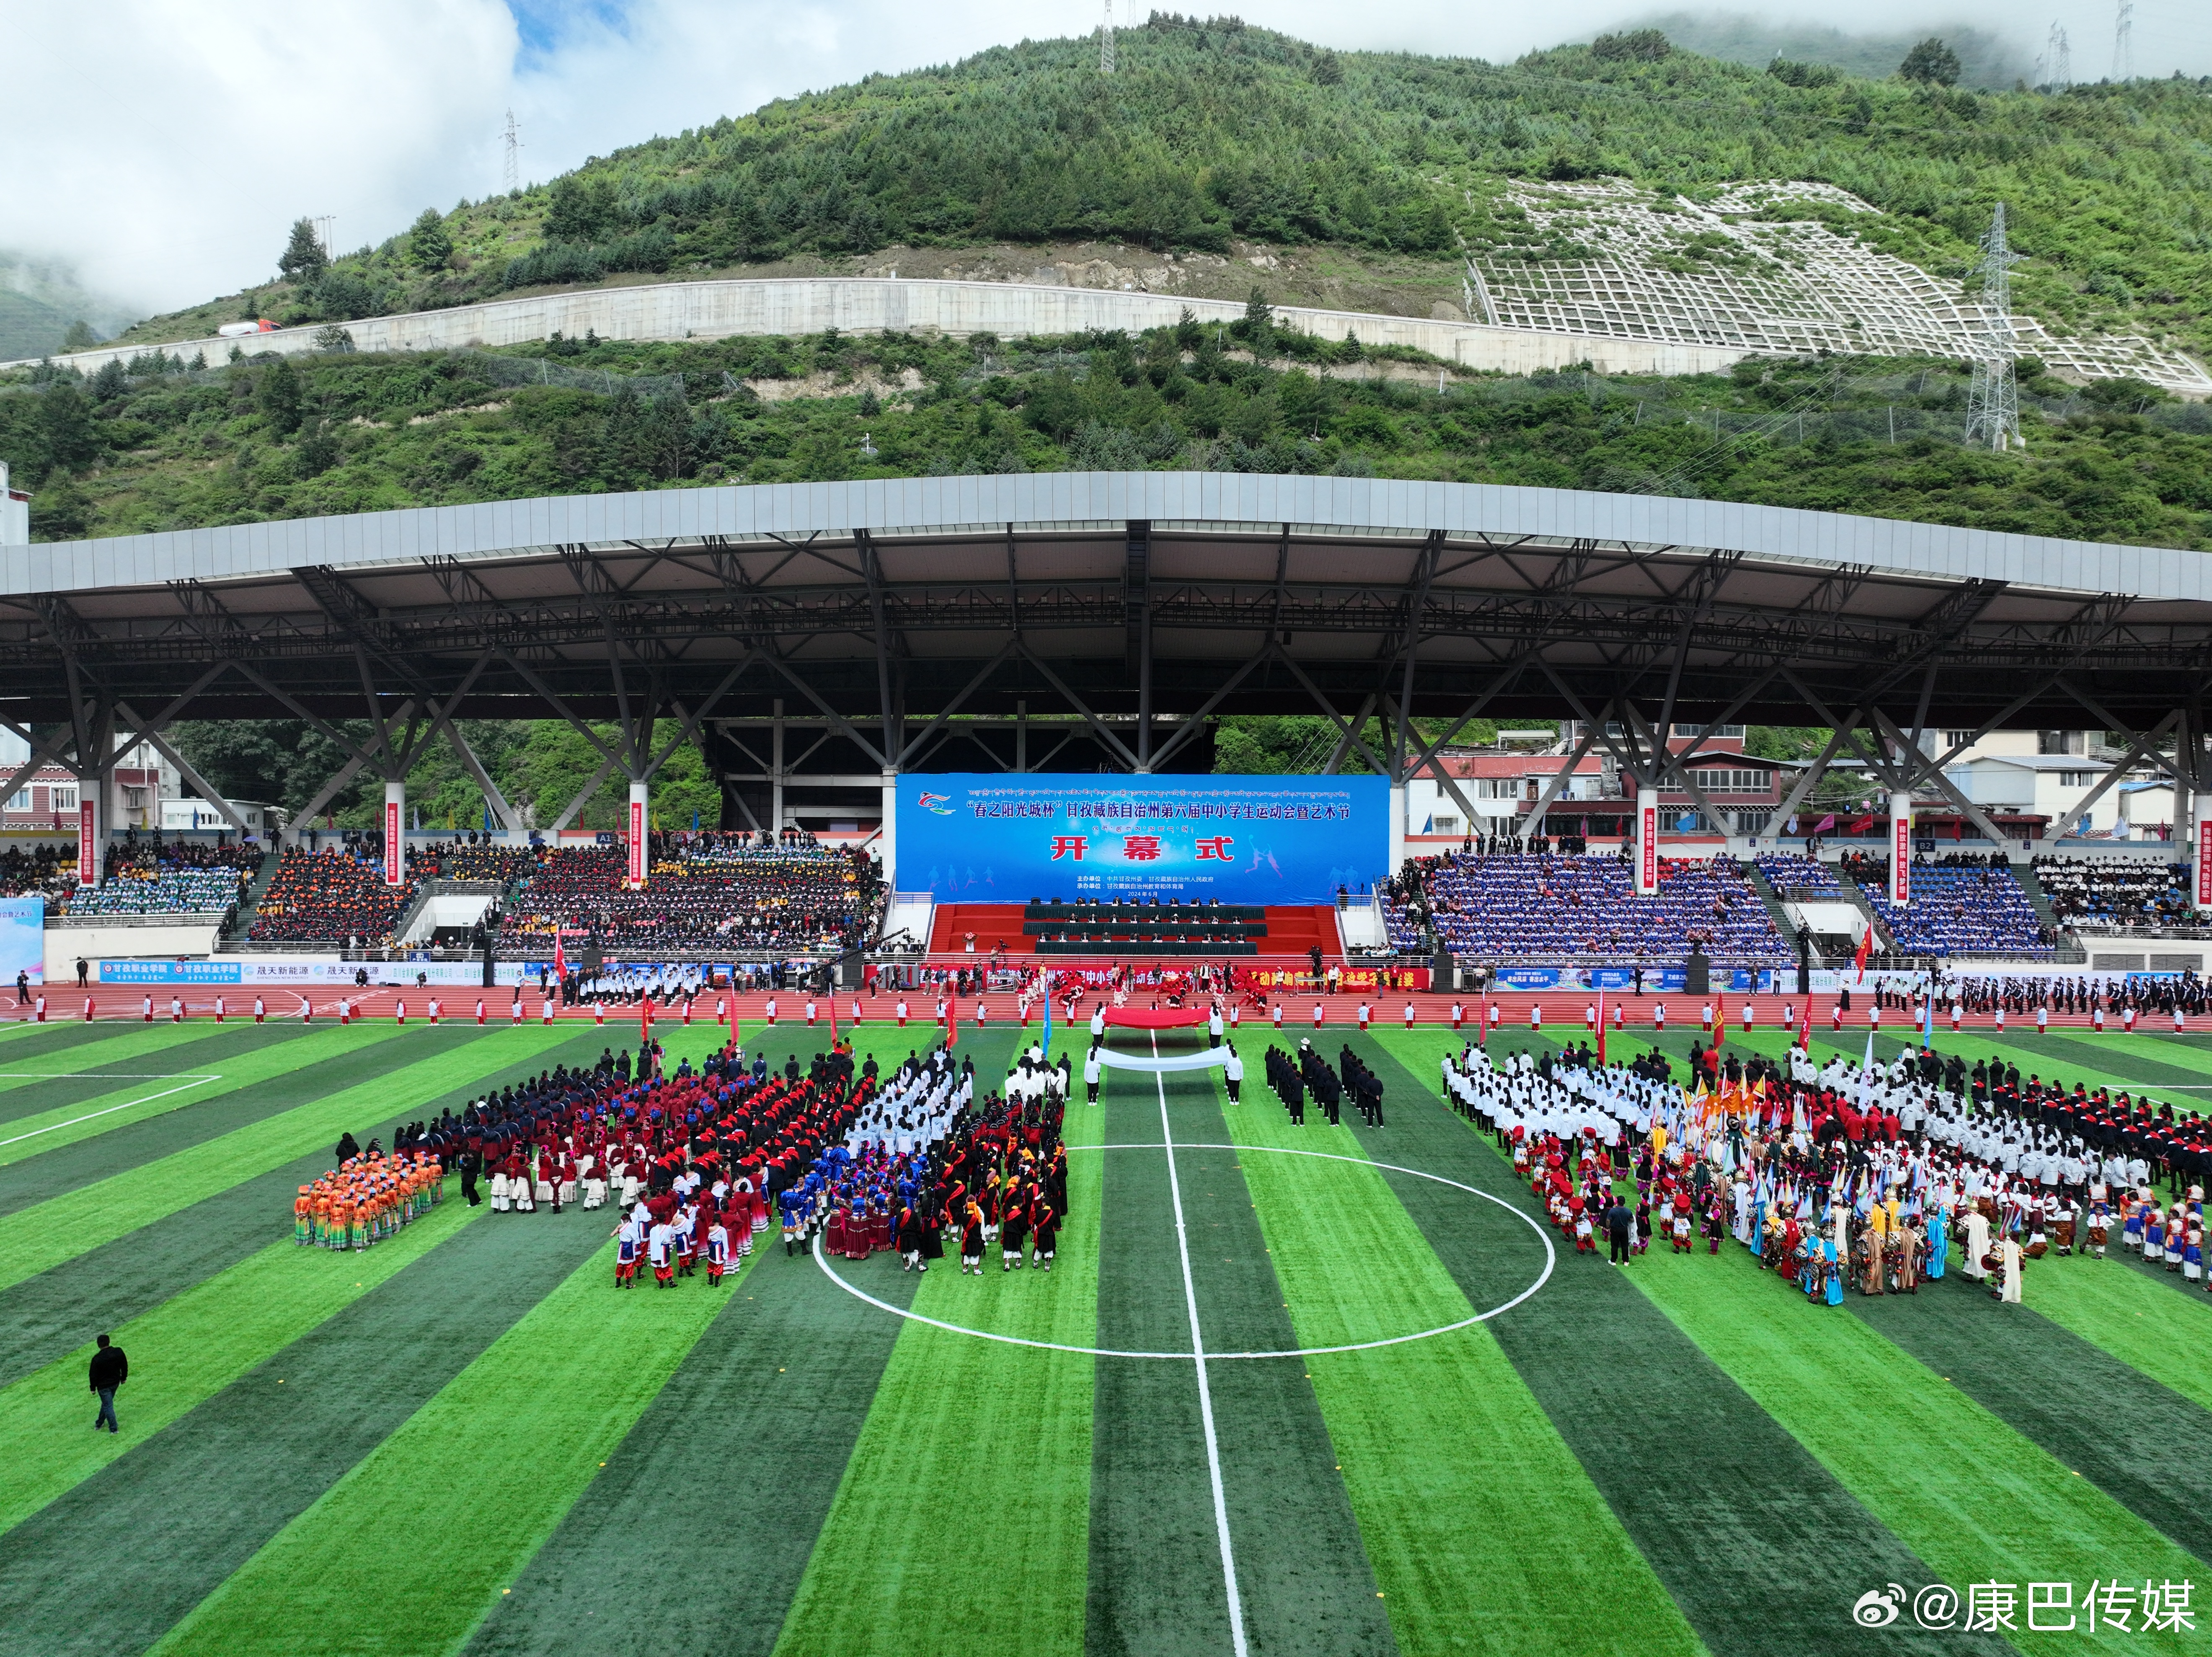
[0,988,2186,1038]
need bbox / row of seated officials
[1025,898,1264,921]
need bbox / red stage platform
[928,902,1342,959]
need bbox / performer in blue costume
[1822,1231,1845,1305]
[1926,1204,1948,1280]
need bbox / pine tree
[1898,38,1961,85]
[1239,288,1274,356]
[36,383,98,475]
[256,356,303,436]
[278,218,328,284]
[59,320,98,353]
[408,209,453,271]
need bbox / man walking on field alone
[89,1333,127,1432]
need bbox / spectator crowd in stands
[248,847,419,946]
[2034,855,2199,931]
[240,826,881,956]
[1850,857,2054,959]
[499,835,881,955]
[59,836,263,919]
[1385,849,1791,965]
[0,843,78,900]
[1752,853,1843,896]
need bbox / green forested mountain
[0,291,79,364]
[112,19,2212,366]
[7,323,2208,549]
[1629,14,2030,89]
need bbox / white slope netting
[1463,178,2210,397]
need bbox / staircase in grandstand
[221,856,284,942]
[1740,861,1799,942]
[2008,860,2069,940]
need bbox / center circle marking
[810,1141,1556,1359]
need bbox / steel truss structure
[4,473,2210,861]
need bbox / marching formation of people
[1260,1038,1387,1126]
[1444,1022,2209,1309]
[776,1042,1073,1277]
[1446,1042,1687,1260]
[611,1044,874,1287]
[293,1139,445,1250]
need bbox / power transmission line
[2112,0,2134,81]
[1099,0,1116,75]
[1964,203,2024,453]
[311,215,336,258]
[2038,21,2072,89]
[502,110,524,194]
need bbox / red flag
[1853,926,1873,983]
[1595,986,1606,1066]
[946,1001,959,1049]
[553,932,567,983]
[829,990,840,1049]
[641,994,654,1041]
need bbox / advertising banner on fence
[1240,965,1431,992]
[897,774,1390,905]
[97,958,542,987]
[0,896,42,985]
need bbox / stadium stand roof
[3,474,2207,781]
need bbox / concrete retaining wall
[8,277,1751,382]
[50,923,221,976]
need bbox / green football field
[0,1013,2207,1657]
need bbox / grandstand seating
[498,841,879,953]
[1753,853,1843,895]
[2033,854,2196,927]
[1388,851,1790,963]
[0,844,78,900]
[1861,861,2052,956]
[410,843,532,884]
[54,841,263,919]
[60,867,245,916]
[248,849,418,944]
